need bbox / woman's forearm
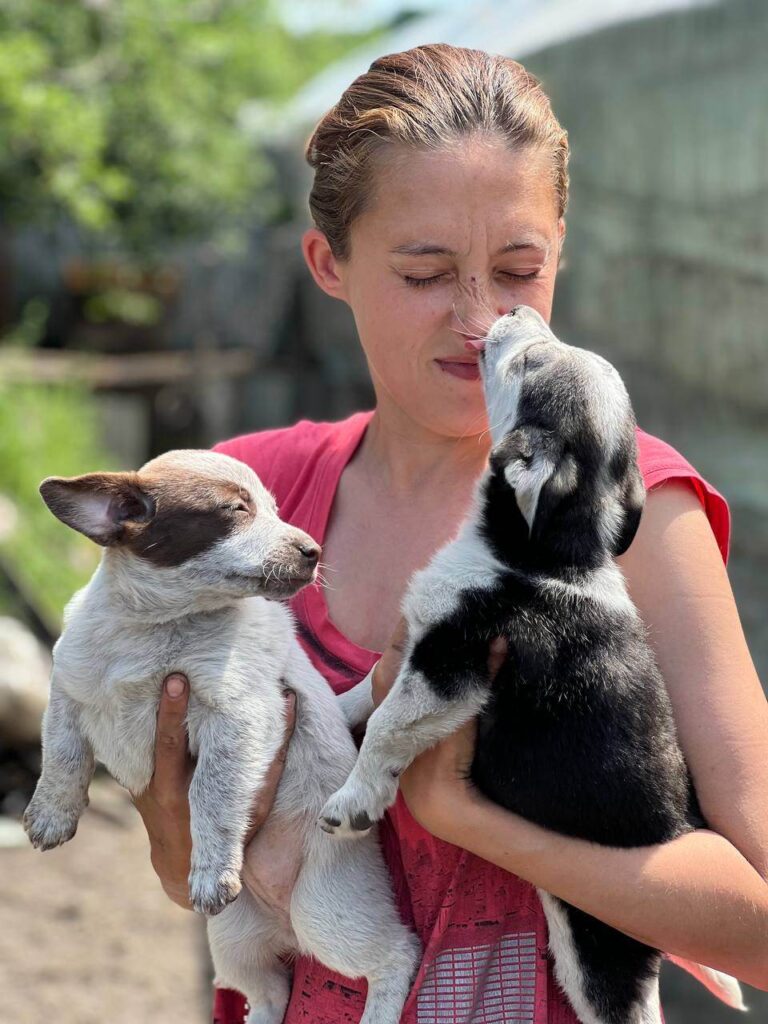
[433,795,768,989]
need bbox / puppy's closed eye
[226,488,254,514]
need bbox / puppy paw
[189,866,242,917]
[23,797,83,851]
[319,775,397,838]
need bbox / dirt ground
[0,775,211,1024]
[2,465,767,1024]
[3,777,767,1023]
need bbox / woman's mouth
[463,338,486,353]
[435,357,481,381]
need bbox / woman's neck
[356,403,491,498]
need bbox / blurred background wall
[1,1,765,1021]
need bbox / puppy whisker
[314,572,335,593]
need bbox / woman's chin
[377,372,489,440]
[417,400,489,441]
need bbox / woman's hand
[368,487,768,986]
[132,674,297,910]
[371,619,506,837]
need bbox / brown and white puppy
[23,450,418,1024]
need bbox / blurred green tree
[0,1,384,626]
[0,0,380,257]
[0,380,115,630]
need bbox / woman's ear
[556,217,566,266]
[301,228,349,303]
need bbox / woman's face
[303,134,564,440]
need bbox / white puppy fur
[24,450,418,1024]
[320,308,744,1022]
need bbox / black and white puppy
[321,306,743,1024]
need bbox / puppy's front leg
[188,706,281,917]
[337,669,376,730]
[24,683,95,850]
[320,655,489,838]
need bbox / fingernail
[165,675,185,698]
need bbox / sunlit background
[1,1,766,1021]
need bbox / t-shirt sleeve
[211,419,328,509]
[211,426,287,493]
[635,427,731,564]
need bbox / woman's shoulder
[635,425,730,563]
[213,412,359,461]
[212,409,373,508]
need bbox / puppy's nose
[296,541,321,564]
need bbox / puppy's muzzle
[295,540,321,568]
[257,537,322,599]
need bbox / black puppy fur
[408,372,705,1023]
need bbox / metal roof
[254,0,718,139]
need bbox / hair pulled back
[305,43,569,260]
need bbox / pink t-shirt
[211,410,730,1024]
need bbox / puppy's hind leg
[243,969,291,1024]
[292,834,420,1024]
[539,891,662,1024]
[359,973,416,1024]
[208,890,291,1024]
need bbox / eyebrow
[389,239,549,257]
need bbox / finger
[373,617,409,704]
[434,718,478,786]
[488,636,508,681]
[388,616,409,656]
[278,689,298,755]
[153,673,192,795]
[246,691,297,839]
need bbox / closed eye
[404,271,540,289]
[235,487,253,513]
[224,490,253,514]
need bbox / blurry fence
[538,0,767,414]
[1,2,767,1022]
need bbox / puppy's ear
[39,472,155,546]
[611,460,645,556]
[490,426,571,535]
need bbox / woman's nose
[462,275,513,310]
[452,291,515,336]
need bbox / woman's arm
[388,481,768,989]
[619,480,768,880]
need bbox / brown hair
[305,43,569,260]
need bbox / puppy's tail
[667,955,746,1011]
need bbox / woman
[134,44,768,1022]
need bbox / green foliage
[0,0,382,256]
[0,298,49,347]
[83,288,162,326]
[0,381,116,627]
